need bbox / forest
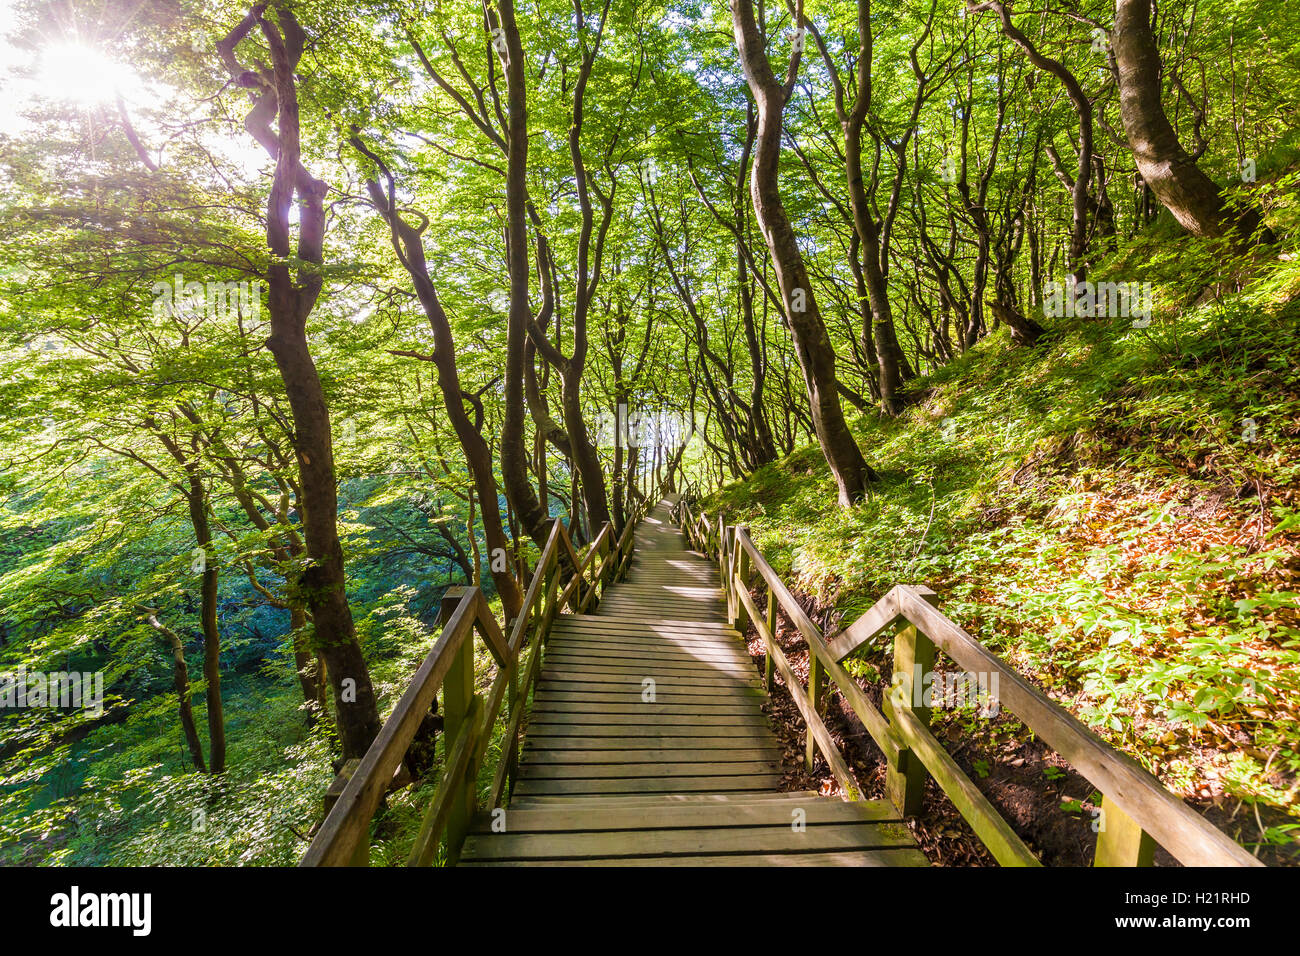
[0,0,1297,870]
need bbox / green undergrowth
[703,241,1300,858]
[0,583,480,865]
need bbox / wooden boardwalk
[460,499,928,866]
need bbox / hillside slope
[701,242,1300,865]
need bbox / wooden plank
[884,595,938,817]
[603,584,724,594]
[1094,795,1156,866]
[594,608,728,621]
[596,593,722,605]
[545,635,750,656]
[518,763,780,781]
[525,711,771,728]
[528,700,762,715]
[510,774,783,796]
[521,748,780,765]
[594,609,730,623]
[534,680,764,696]
[825,586,909,662]
[587,606,738,621]
[614,573,720,581]
[461,848,930,867]
[550,618,741,635]
[506,791,822,810]
[538,672,762,690]
[526,726,772,740]
[890,704,1040,866]
[531,689,764,705]
[539,665,760,684]
[407,697,482,866]
[543,638,750,659]
[735,583,858,798]
[539,654,758,674]
[598,594,724,606]
[736,542,894,753]
[472,604,511,668]
[525,735,777,752]
[540,664,759,684]
[471,799,900,833]
[545,637,750,654]
[460,820,918,861]
[301,588,481,867]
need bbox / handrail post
[598,523,612,591]
[505,615,520,714]
[322,758,367,866]
[806,651,825,772]
[1094,796,1156,866]
[439,586,479,862]
[722,525,735,626]
[764,588,777,693]
[733,526,750,634]
[883,590,940,816]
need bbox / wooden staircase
[459,499,928,866]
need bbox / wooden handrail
[675,500,1261,868]
[303,485,662,867]
[300,587,495,866]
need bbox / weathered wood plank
[461,848,930,867]
[538,671,762,689]
[472,798,901,833]
[897,588,1260,867]
[528,700,763,715]
[520,748,781,765]
[518,764,781,781]
[524,710,770,727]
[526,726,773,741]
[461,820,918,860]
[539,654,758,674]
[510,774,782,796]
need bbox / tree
[1112,0,1268,243]
[217,3,381,761]
[731,0,876,505]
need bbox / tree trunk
[986,299,1046,346]
[352,161,524,620]
[1113,0,1267,242]
[247,7,382,761]
[731,0,875,505]
[148,613,206,773]
[496,0,555,551]
[974,0,1094,282]
[184,476,225,773]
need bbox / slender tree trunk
[731,0,874,505]
[184,477,226,773]
[496,0,555,551]
[148,613,206,773]
[973,0,1094,282]
[352,158,524,619]
[154,422,227,771]
[242,7,382,761]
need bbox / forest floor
[704,239,1300,866]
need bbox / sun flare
[38,42,137,105]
